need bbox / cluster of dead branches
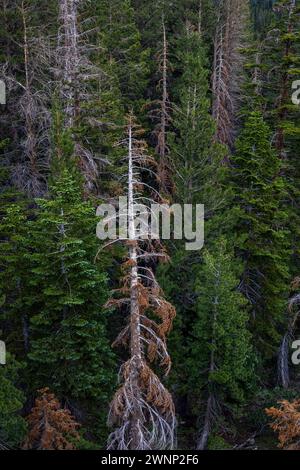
[212,0,249,156]
[104,115,176,450]
[56,0,107,190]
[1,1,52,196]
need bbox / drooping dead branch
[105,114,176,450]
[0,1,51,195]
[55,0,106,189]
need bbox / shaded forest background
[0,0,300,450]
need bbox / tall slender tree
[0,0,52,195]
[232,111,291,362]
[212,0,249,154]
[25,169,115,435]
[105,115,176,450]
[190,239,254,450]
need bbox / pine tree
[93,0,149,111]
[232,111,291,362]
[0,198,32,356]
[170,24,226,206]
[23,169,116,442]
[190,239,254,450]
[157,24,229,438]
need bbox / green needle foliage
[232,111,291,360]
[190,238,255,412]
[26,171,116,404]
[0,354,27,448]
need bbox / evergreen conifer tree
[190,238,255,450]
[0,354,27,448]
[232,111,291,362]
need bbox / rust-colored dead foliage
[266,400,300,450]
[106,115,176,450]
[23,388,81,450]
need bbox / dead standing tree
[103,114,176,450]
[197,265,220,451]
[212,0,248,158]
[56,0,103,189]
[277,277,300,389]
[1,1,51,195]
[57,0,80,129]
[151,17,173,196]
[273,0,297,159]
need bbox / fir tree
[94,0,150,111]
[232,111,291,362]
[260,0,300,275]
[170,24,226,207]
[25,169,116,441]
[158,25,229,432]
[190,238,255,449]
[0,199,32,356]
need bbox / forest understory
[0,0,300,451]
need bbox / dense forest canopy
[0,0,299,451]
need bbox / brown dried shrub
[266,400,300,450]
[23,388,81,450]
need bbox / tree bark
[128,120,143,449]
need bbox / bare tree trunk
[107,115,176,450]
[128,121,143,449]
[22,1,37,173]
[274,0,296,159]
[278,282,300,388]
[212,0,248,156]
[197,273,220,450]
[278,332,290,389]
[58,0,80,129]
[156,17,172,195]
[56,0,102,189]
[198,0,203,35]
[197,394,215,450]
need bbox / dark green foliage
[250,0,275,37]
[0,199,32,357]
[189,239,255,408]
[0,354,27,447]
[93,0,150,110]
[232,112,291,359]
[0,0,299,451]
[170,26,226,208]
[26,171,115,404]
[0,167,116,444]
